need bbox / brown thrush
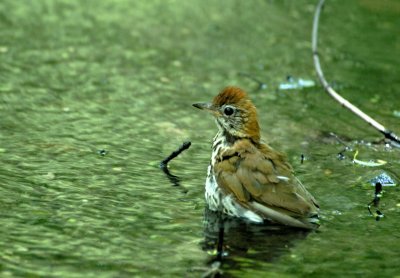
[193,86,319,229]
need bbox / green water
[1,0,399,277]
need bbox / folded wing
[214,139,319,228]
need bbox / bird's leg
[216,211,225,262]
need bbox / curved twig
[160,141,191,168]
[312,0,400,146]
[160,141,191,192]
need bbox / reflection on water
[161,148,310,276]
[201,208,309,276]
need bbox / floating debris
[352,150,386,167]
[368,172,396,187]
[98,149,107,156]
[337,152,346,160]
[239,73,314,91]
[278,76,315,90]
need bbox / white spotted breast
[204,132,263,223]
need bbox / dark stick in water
[160,141,191,192]
[367,182,384,221]
[160,141,191,168]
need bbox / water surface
[0,0,399,277]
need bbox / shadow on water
[200,208,310,277]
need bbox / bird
[193,86,319,229]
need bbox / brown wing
[214,139,319,219]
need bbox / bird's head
[193,86,260,142]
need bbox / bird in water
[193,86,319,229]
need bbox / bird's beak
[192,102,214,111]
[193,102,220,117]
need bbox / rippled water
[1,0,399,277]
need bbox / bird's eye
[223,106,234,116]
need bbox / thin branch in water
[367,182,384,221]
[312,0,400,147]
[330,132,352,159]
[160,141,191,192]
[160,141,191,167]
